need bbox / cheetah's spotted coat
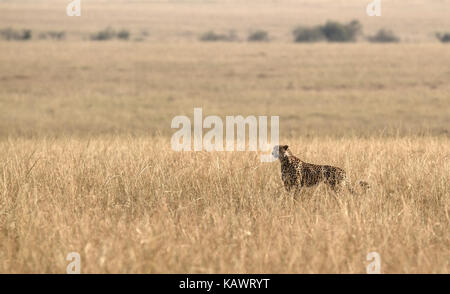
[272,145,354,193]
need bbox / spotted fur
[272,145,367,193]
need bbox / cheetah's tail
[344,180,370,195]
[358,180,370,191]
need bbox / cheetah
[272,145,368,194]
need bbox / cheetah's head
[272,145,290,159]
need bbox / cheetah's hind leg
[292,186,303,200]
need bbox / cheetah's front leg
[283,182,292,192]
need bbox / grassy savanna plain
[0,0,449,273]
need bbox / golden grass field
[0,0,449,273]
[1,137,449,273]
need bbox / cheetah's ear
[283,145,289,150]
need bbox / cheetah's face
[272,145,289,159]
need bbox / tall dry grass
[0,136,448,273]
[0,0,449,274]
